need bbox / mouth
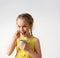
[21,32,26,35]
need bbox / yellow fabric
[15,36,35,58]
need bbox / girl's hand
[13,30,20,40]
[23,43,30,51]
[19,42,30,51]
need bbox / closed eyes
[17,25,28,28]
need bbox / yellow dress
[15,36,36,58]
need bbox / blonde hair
[16,13,34,35]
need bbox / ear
[29,28,32,36]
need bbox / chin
[21,34,26,37]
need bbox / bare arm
[7,30,20,56]
[7,38,16,56]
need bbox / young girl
[7,13,42,58]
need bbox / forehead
[16,18,29,26]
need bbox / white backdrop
[0,0,60,58]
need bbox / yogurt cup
[19,40,26,49]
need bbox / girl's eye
[17,25,28,28]
[23,26,27,27]
[18,25,20,28]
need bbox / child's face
[16,18,31,37]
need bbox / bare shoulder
[34,37,41,50]
[34,37,41,44]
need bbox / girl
[7,13,42,58]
